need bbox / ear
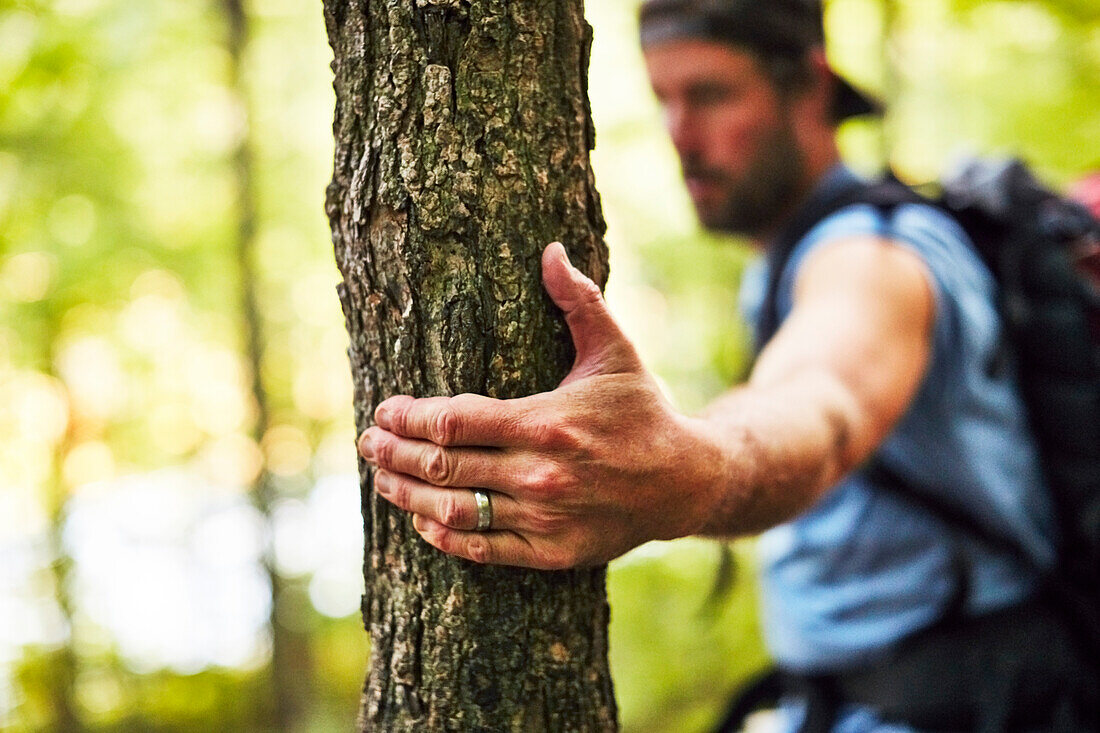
[786,47,840,147]
[804,47,838,123]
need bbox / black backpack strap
[712,668,782,732]
[716,596,1098,733]
[756,176,927,348]
[863,458,1037,626]
[862,460,1040,572]
[712,668,840,733]
[833,595,1097,732]
[866,455,1100,680]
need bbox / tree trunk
[221,0,312,728]
[322,1,617,730]
[45,337,82,733]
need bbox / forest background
[1,0,1098,731]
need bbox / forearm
[361,239,932,569]
[691,369,864,537]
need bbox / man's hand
[356,242,723,569]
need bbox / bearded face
[644,39,810,239]
[679,118,805,237]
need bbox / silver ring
[473,490,492,532]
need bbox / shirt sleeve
[768,202,1001,406]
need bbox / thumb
[542,242,643,385]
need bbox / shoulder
[799,199,974,268]
[787,227,937,369]
[786,197,992,317]
[785,199,951,309]
[794,232,935,306]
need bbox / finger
[375,393,531,448]
[413,515,566,570]
[374,469,523,532]
[541,242,643,384]
[364,427,525,493]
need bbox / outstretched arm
[357,238,934,568]
[695,234,934,534]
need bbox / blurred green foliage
[1,0,1098,731]
[10,613,367,733]
[608,542,769,732]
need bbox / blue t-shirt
[738,166,1057,731]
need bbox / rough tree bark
[323,0,617,730]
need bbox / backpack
[734,158,1100,731]
[762,157,1100,621]
[937,160,1100,601]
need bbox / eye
[687,83,733,107]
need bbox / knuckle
[529,508,567,536]
[522,464,558,495]
[530,419,584,456]
[576,277,603,304]
[390,475,412,509]
[431,404,460,446]
[524,463,577,498]
[528,419,551,446]
[374,434,396,468]
[466,536,491,564]
[529,419,562,448]
[541,546,576,571]
[437,492,468,528]
[450,393,481,411]
[386,402,409,433]
[423,446,455,485]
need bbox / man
[357,0,1084,729]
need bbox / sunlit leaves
[0,0,359,728]
[2,0,1099,729]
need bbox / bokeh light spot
[130,268,186,301]
[262,425,311,477]
[55,336,126,421]
[63,441,116,490]
[48,195,97,247]
[0,251,57,303]
[1,372,70,447]
[197,434,263,490]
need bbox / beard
[681,121,806,238]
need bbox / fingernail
[375,405,391,428]
[412,514,425,532]
[552,241,571,266]
[373,470,390,495]
[559,244,585,279]
[358,432,375,461]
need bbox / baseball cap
[638,0,882,120]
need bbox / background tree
[221,0,313,728]
[321,0,619,729]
